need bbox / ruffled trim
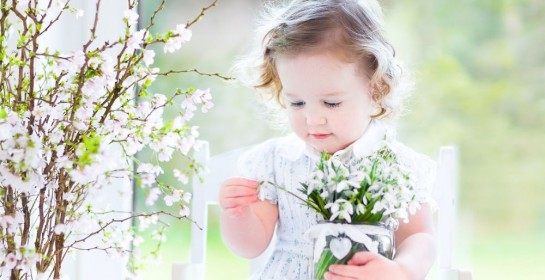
[236,139,279,204]
[389,141,438,211]
[258,181,278,205]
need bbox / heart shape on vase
[329,237,352,260]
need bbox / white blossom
[146,188,161,206]
[4,253,18,269]
[124,9,139,27]
[127,29,146,53]
[164,189,181,206]
[164,24,192,53]
[173,169,189,184]
[151,230,166,242]
[143,49,155,66]
[0,6,209,275]
[179,205,190,217]
[182,192,192,203]
[133,236,144,247]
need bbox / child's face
[276,51,376,154]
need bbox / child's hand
[324,252,410,280]
[219,177,260,218]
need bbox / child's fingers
[219,195,259,209]
[324,271,357,280]
[222,184,259,198]
[327,265,361,278]
[223,177,261,189]
[346,251,378,265]
[223,206,247,217]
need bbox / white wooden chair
[435,147,473,280]
[172,143,472,280]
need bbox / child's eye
[324,101,341,108]
[290,101,305,107]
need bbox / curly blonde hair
[234,0,412,120]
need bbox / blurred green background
[135,0,545,279]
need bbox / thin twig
[160,69,234,81]
[186,0,219,28]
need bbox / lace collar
[278,120,394,162]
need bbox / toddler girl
[220,1,437,279]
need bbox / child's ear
[368,78,389,104]
[370,106,386,120]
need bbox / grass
[469,231,545,280]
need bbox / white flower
[146,188,161,206]
[164,190,181,206]
[157,146,174,162]
[54,223,68,235]
[152,94,168,107]
[179,205,190,217]
[182,192,192,203]
[325,199,353,223]
[176,24,192,41]
[152,230,166,242]
[138,216,150,231]
[171,116,186,130]
[133,236,144,247]
[173,169,189,184]
[62,192,76,202]
[163,24,192,53]
[127,29,146,53]
[5,253,18,269]
[124,9,139,27]
[335,180,349,193]
[143,49,155,66]
[75,9,84,18]
[53,0,66,9]
[82,77,106,97]
[32,103,53,120]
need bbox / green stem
[264,181,308,204]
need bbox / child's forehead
[283,90,345,98]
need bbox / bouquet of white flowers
[302,144,421,228]
[270,139,424,279]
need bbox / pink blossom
[5,253,18,269]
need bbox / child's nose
[305,110,327,126]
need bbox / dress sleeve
[393,142,438,210]
[236,140,278,204]
[412,154,438,209]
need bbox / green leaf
[0,108,7,119]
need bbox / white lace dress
[235,120,437,280]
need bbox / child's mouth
[311,133,332,140]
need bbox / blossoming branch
[0,0,223,279]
